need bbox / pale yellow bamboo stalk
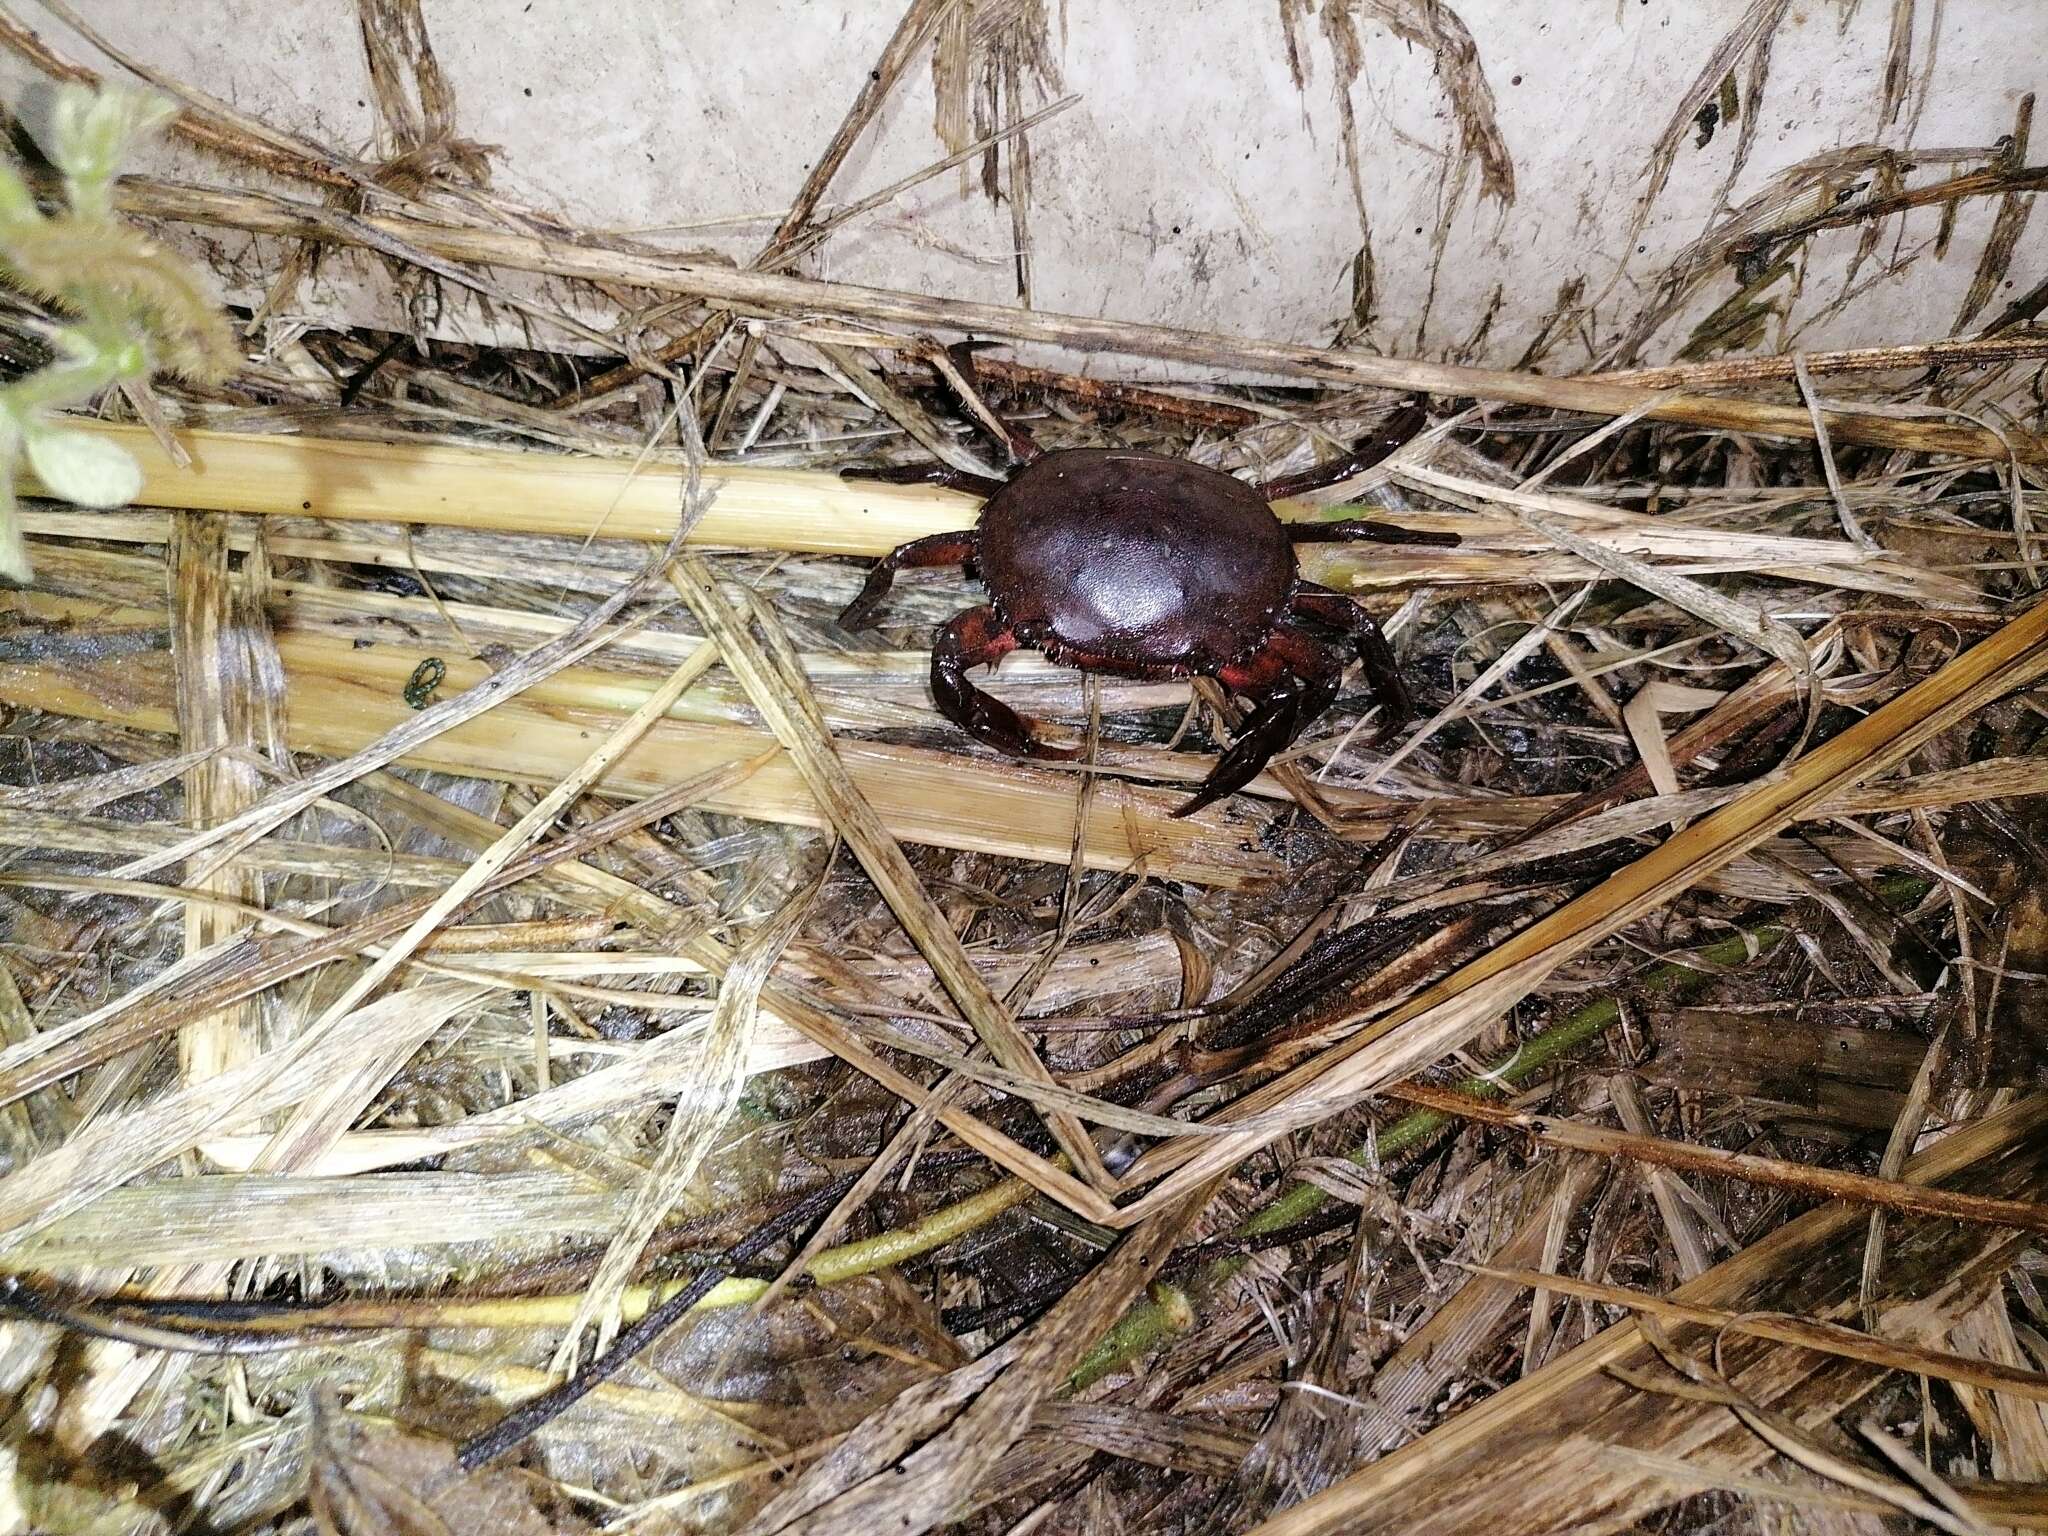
[0,593,1278,888]
[21,503,1954,603]
[37,421,980,555]
[17,419,1919,561]
[24,429,1967,612]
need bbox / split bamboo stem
[0,592,1279,888]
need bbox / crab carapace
[839,353,1457,816]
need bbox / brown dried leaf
[741,1185,1214,1536]
[1955,94,2036,330]
[1638,0,1794,216]
[307,1391,589,1536]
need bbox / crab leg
[1290,582,1414,738]
[839,463,1009,497]
[1288,518,1462,548]
[838,343,1040,489]
[1176,627,1339,819]
[1264,402,1460,548]
[930,340,1044,466]
[931,605,1079,762]
[837,531,981,630]
[1256,397,1428,501]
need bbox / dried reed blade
[1592,332,2048,389]
[0,592,1277,887]
[105,554,681,886]
[0,666,783,1256]
[166,512,263,1081]
[1388,1080,2048,1237]
[1585,1443,1930,1525]
[1246,1094,2048,1536]
[245,637,724,1179]
[0,752,779,1111]
[739,1182,1217,1536]
[0,981,492,1252]
[1608,1073,1715,1280]
[671,558,1112,1191]
[111,177,2048,463]
[1462,1263,2048,1405]
[1347,1159,1607,1453]
[558,836,826,1366]
[12,1171,637,1270]
[1116,592,2048,1219]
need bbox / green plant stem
[665,915,1801,1360]
[4,355,131,416]
[1066,918,1794,1388]
[634,917,1800,1362]
[1072,871,1933,1387]
[422,886,1923,1377]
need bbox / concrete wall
[5,1,2039,377]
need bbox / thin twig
[1387,1081,2048,1237]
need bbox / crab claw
[932,605,1081,762]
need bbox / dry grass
[1,7,2047,1536]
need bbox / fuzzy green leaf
[0,160,36,230]
[46,84,177,214]
[22,423,142,510]
[0,473,26,586]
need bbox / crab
[838,359,1456,818]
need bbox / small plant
[0,83,238,583]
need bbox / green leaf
[46,84,176,216]
[22,423,142,510]
[0,474,28,585]
[0,159,38,229]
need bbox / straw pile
[2,5,2048,1535]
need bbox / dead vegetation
[0,4,2047,1535]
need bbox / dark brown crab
[839,358,1457,817]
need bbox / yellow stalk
[0,591,1277,888]
[34,421,981,555]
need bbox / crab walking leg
[840,463,1009,497]
[1290,581,1413,739]
[931,605,1081,762]
[836,530,982,630]
[1177,626,1341,818]
[931,339,1044,466]
[1287,518,1462,549]
[1255,396,1429,501]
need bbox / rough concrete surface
[3,1,2038,376]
